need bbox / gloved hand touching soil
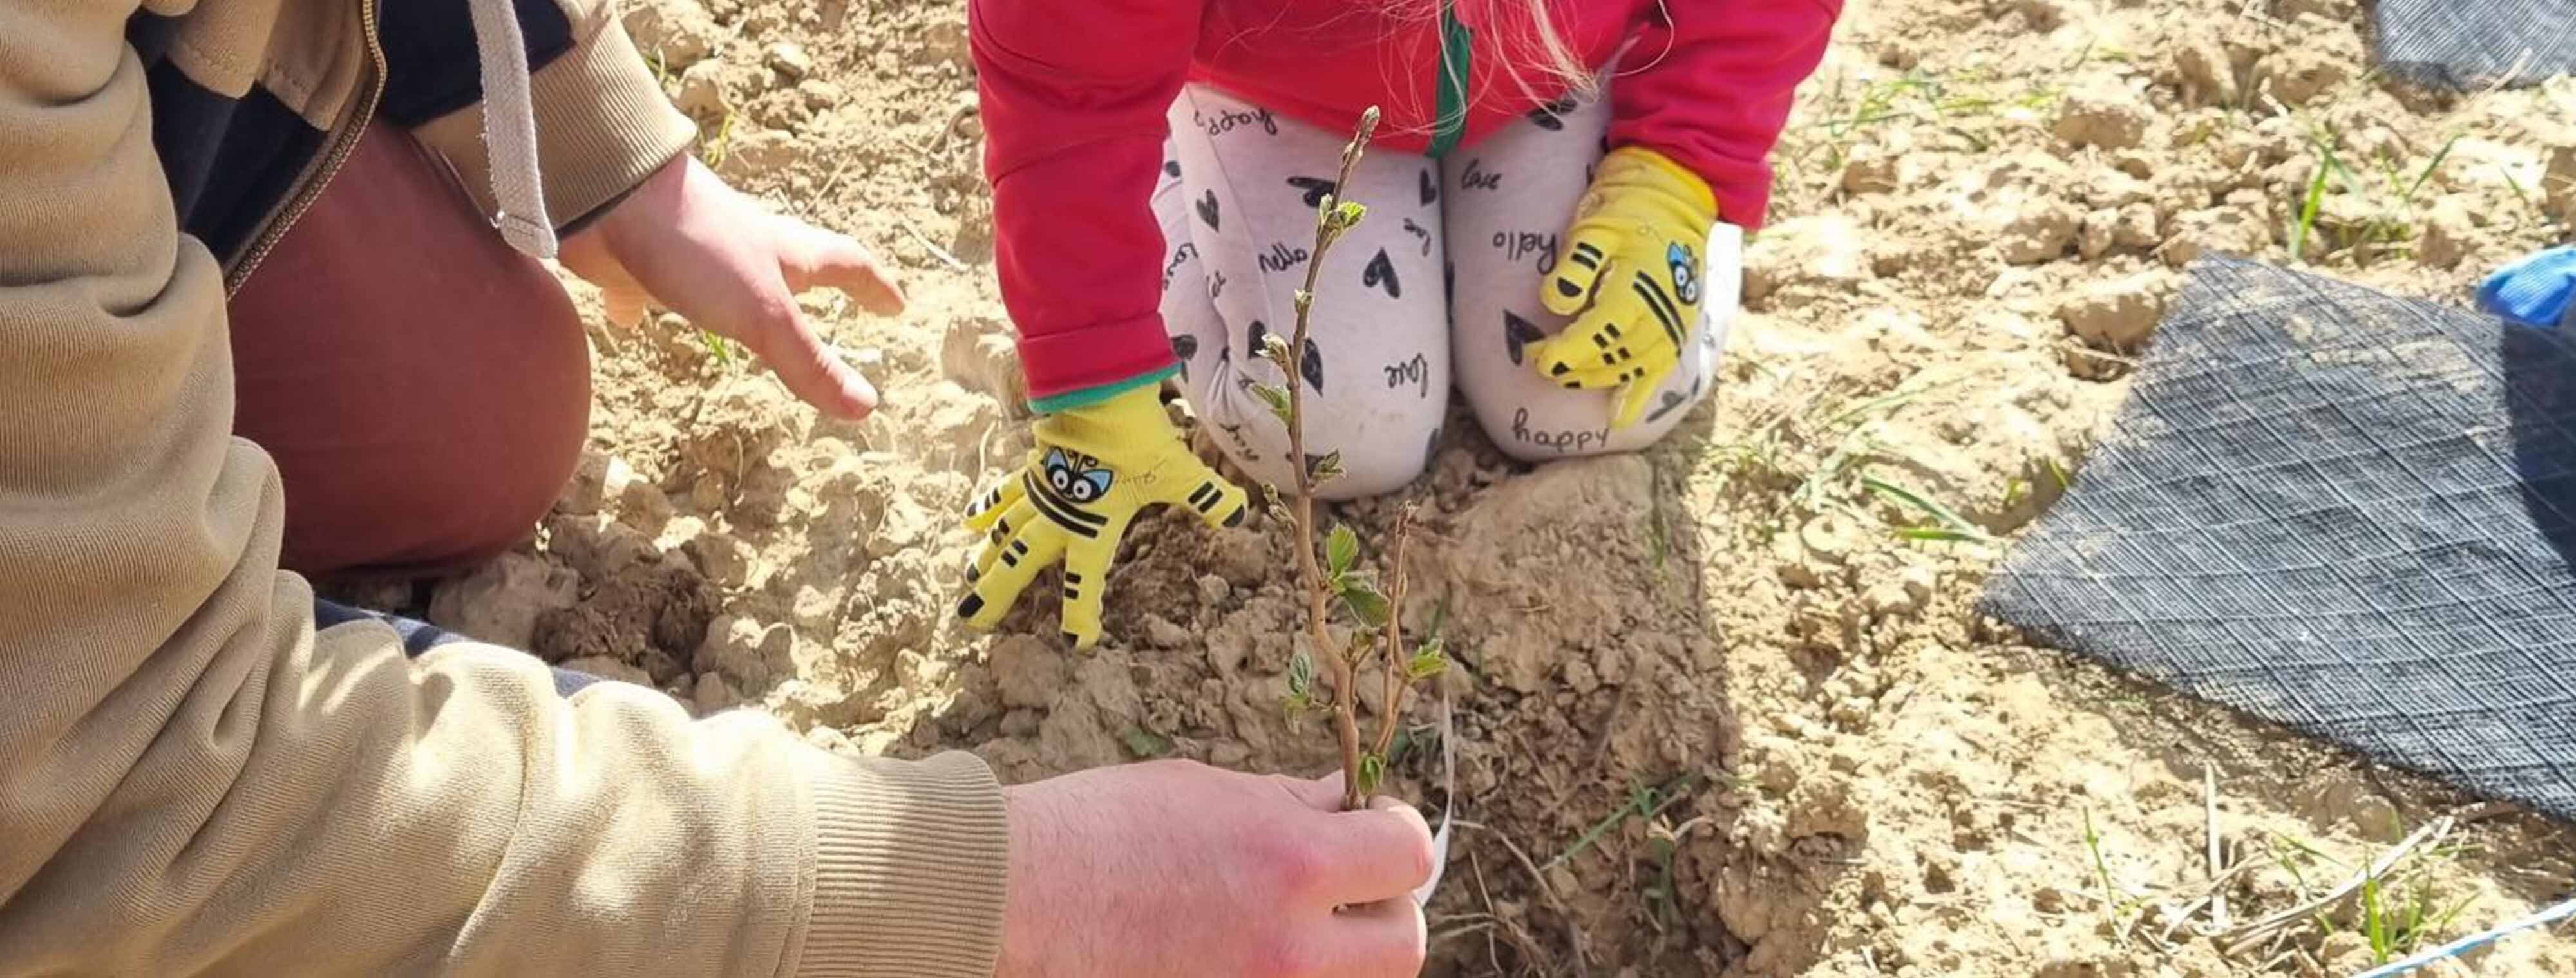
[957,384,1248,648]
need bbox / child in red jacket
[960,0,1842,647]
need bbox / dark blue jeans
[314,599,601,697]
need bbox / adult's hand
[558,155,905,420]
[1000,761,1433,977]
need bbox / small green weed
[2082,805,2141,940]
[2290,138,2334,262]
[701,111,740,169]
[2358,854,2479,963]
[1785,69,2060,183]
[699,330,739,366]
[1120,726,1174,759]
[1861,474,1994,543]
[2289,122,2466,265]
[1547,772,1700,872]
[1645,513,1673,573]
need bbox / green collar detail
[1428,0,1472,159]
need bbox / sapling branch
[1246,106,1446,812]
[1280,108,1377,813]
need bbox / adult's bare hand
[1000,761,1432,977]
[558,154,904,420]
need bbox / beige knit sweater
[0,1,1008,974]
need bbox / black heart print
[1247,319,1325,394]
[1503,310,1546,366]
[1170,334,1198,381]
[1527,95,1577,131]
[1645,377,1704,424]
[1419,168,1439,207]
[1287,176,1338,209]
[1196,190,1220,231]
[1362,249,1401,299]
[1164,159,1181,178]
[1645,391,1687,424]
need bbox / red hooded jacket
[972,0,1843,405]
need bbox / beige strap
[466,0,558,259]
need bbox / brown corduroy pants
[229,122,592,579]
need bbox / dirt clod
[623,0,721,70]
[533,562,717,684]
[2000,199,2083,265]
[2419,196,2479,270]
[2053,84,2150,151]
[2253,37,2356,108]
[2546,143,2575,223]
[2172,28,2240,108]
[425,552,580,650]
[1744,214,1871,305]
[2058,270,2175,352]
[764,41,813,79]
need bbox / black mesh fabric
[1984,258,2576,821]
[2372,0,2576,91]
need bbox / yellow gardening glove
[958,385,1247,648]
[1529,146,1722,429]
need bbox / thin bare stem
[1285,107,1381,812]
[1372,505,1416,760]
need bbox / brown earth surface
[399,0,2576,973]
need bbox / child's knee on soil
[1462,366,1708,465]
[1472,394,1623,463]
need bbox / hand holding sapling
[999,762,1432,977]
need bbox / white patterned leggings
[1155,83,1728,499]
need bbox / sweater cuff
[1020,315,1180,406]
[793,751,1008,978]
[414,15,698,230]
[1029,364,1178,414]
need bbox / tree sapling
[1245,105,1447,812]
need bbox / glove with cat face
[959,385,1247,648]
[1528,146,1730,429]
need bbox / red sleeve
[972,0,1202,403]
[1609,0,1842,230]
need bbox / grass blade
[1822,374,1960,429]
[2365,870,2390,963]
[2402,135,2461,203]
[1898,527,1987,542]
[2084,805,2126,937]
[2291,156,2331,261]
[1862,475,1994,542]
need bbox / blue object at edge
[2476,245,2576,329]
